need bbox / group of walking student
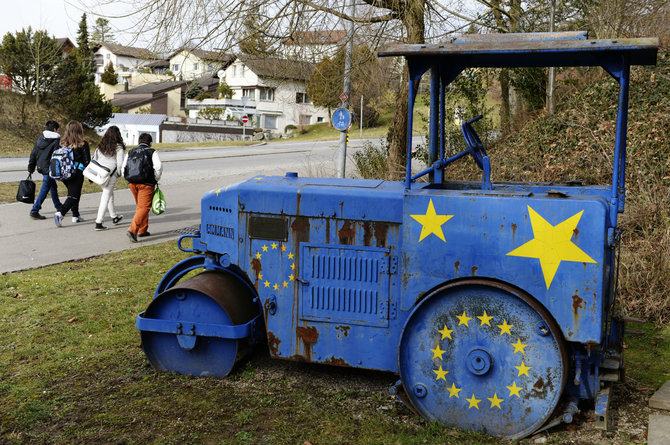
[28,120,163,243]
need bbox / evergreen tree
[100,61,118,85]
[216,79,233,99]
[51,48,112,128]
[90,18,115,45]
[185,80,204,99]
[76,13,95,78]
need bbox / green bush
[199,107,224,120]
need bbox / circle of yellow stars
[429,310,531,410]
[253,243,295,290]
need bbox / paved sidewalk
[0,176,247,274]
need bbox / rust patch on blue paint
[339,221,355,245]
[373,222,389,247]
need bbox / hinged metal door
[299,243,392,327]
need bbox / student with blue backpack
[53,121,91,227]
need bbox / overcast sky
[0,0,133,44]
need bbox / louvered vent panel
[300,244,390,326]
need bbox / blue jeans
[31,174,62,213]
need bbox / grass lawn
[0,242,666,444]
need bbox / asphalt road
[0,139,373,274]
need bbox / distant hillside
[0,91,101,157]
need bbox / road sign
[339,92,348,103]
[332,108,352,131]
[242,115,249,124]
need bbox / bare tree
[82,0,493,175]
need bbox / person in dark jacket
[27,120,63,219]
[53,121,91,227]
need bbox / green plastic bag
[152,186,166,215]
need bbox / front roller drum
[137,271,260,377]
[398,279,568,439]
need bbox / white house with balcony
[188,55,328,134]
[168,48,234,80]
[93,43,158,85]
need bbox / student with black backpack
[122,133,162,242]
[27,120,63,219]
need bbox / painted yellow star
[511,339,528,355]
[507,381,522,398]
[431,343,446,360]
[264,280,270,288]
[456,311,471,327]
[289,274,295,281]
[466,394,481,409]
[497,320,513,336]
[477,311,493,326]
[447,383,461,398]
[281,245,287,251]
[507,206,597,289]
[216,189,221,196]
[262,245,268,252]
[255,252,262,259]
[288,253,294,260]
[254,176,263,180]
[488,393,503,409]
[438,325,454,340]
[290,263,295,270]
[258,273,263,280]
[271,242,278,249]
[282,281,288,288]
[516,361,531,377]
[410,199,454,242]
[433,366,448,381]
[273,283,279,291]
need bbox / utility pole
[547,0,556,115]
[337,0,355,178]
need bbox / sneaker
[95,223,108,231]
[138,232,151,238]
[54,212,63,227]
[30,211,46,220]
[126,231,138,243]
[72,216,84,223]
[112,215,124,225]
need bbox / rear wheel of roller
[140,270,259,377]
[398,279,568,439]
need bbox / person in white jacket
[92,126,125,230]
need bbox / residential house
[112,74,219,117]
[217,55,328,132]
[96,113,167,145]
[93,43,157,84]
[280,30,347,62]
[55,37,76,56]
[168,48,234,80]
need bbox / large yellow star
[507,381,522,398]
[488,393,503,409]
[447,383,461,398]
[431,343,446,360]
[466,394,481,409]
[410,199,453,242]
[438,325,453,340]
[433,366,448,381]
[507,206,596,289]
